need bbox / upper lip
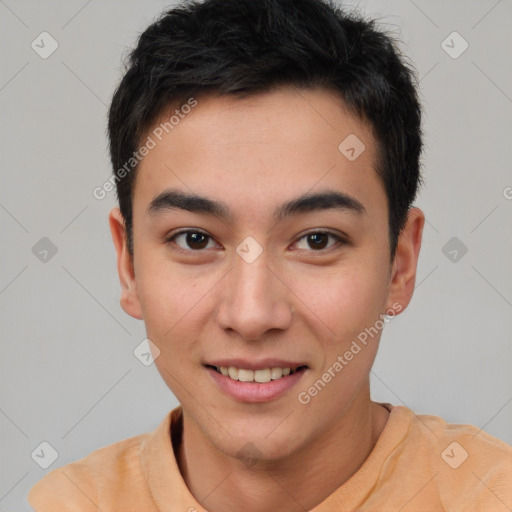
[205,359,308,371]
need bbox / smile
[208,365,308,383]
[205,363,308,402]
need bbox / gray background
[1,0,511,510]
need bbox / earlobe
[108,207,144,320]
[385,207,425,314]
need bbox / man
[28,0,512,510]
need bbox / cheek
[135,261,185,337]
[134,254,218,353]
[136,267,207,395]
[293,266,387,423]
[293,260,388,345]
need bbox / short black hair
[108,0,423,260]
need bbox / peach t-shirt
[28,402,512,511]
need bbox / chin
[208,417,307,464]
[229,435,301,466]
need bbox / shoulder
[403,407,512,509]
[27,430,153,512]
[410,408,512,466]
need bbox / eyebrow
[146,188,366,222]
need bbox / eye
[293,230,347,252]
[166,230,217,252]
[166,229,348,254]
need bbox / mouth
[205,364,309,383]
[204,361,309,402]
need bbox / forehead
[133,86,385,223]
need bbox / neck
[177,388,389,512]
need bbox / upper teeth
[217,366,292,383]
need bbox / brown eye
[306,233,329,249]
[294,231,346,251]
[168,230,215,251]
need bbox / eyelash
[165,229,348,255]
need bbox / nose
[216,249,294,341]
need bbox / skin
[109,86,424,512]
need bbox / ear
[109,207,143,320]
[385,207,425,314]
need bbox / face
[110,86,423,462]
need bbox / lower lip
[206,367,307,403]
